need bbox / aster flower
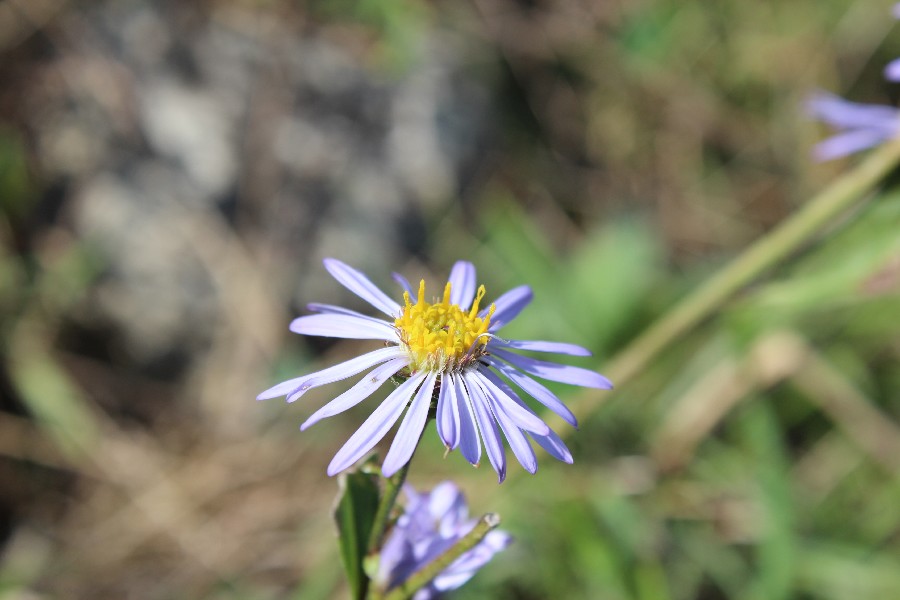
[805,91,900,161]
[376,481,511,599]
[258,258,612,481]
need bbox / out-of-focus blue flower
[258,258,612,481]
[376,481,511,599]
[807,4,900,160]
[806,91,900,161]
[884,58,900,82]
[884,4,900,81]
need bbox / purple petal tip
[885,59,900,82]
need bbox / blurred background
[2,0,900,598]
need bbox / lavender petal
[453,374,482,466]
[484,358,578,427]
[256,376,307,402]
[392,272,416,297]
[813,128,892,161]
[463,373,507,482]
[256,346,400,401]
[484,285,533,331]
[289,314,398,341]
[487,391,538,474]
[326,372,428,476]
[492,348,613,389]
[806,91,900,130]
[436,376,460,449]
[472,370,550,435]
[300,358,409,430]
[265,347,405,403]
[448,261,477,307]
[480,372,574,464]
[489,339,592,356]
[427,482,468,530]
[529,428,574,464]
[382,373,438,476]
[323,258,402,317]
[306,303,393,324]
[376,527,410,586]
[433,530,514,590]
[886,58,900,82]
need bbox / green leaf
[564,219,661,351]
[334,469,381,600]
[739,401,795,600]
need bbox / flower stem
[381,513,501,600]
[566,136,900,424]
[367,460,411,556]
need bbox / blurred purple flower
[376,481,512,599]
[884,4,900,81]
[807,4,900,160]
[884,57,900,82]
[806,91,900,160]
[258,258,612,481]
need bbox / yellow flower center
[394,279,495,373]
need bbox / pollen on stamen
[394,279,495,373]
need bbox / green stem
[382,514,501,600]
[565,136,900,424]
[367,459,411,555]
[367,407,436,557]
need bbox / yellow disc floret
[394,279,496,373]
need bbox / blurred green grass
[1,0,900,599]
